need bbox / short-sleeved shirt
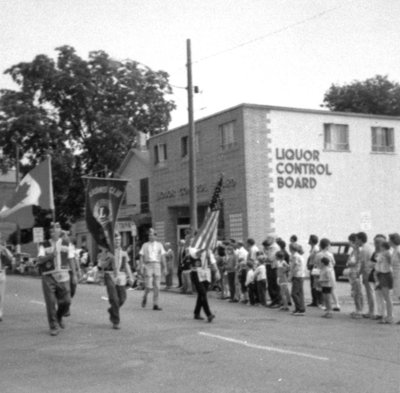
[139,241,166,263]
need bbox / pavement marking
[199,332,329,362]
[29,300,45,306]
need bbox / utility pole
[15,142,21,254]
[187,38,198,231]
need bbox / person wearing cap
[139,228,166,310]
[37,223,77,336]
[98,233,134,329]
[0,236,13,322]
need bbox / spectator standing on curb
[0,238,13,322]
[307,235,321,307]
[389,233,400,306]
[319,257,335,318]
[176,240,186,289]
[289,243,306,316]
[347,233,363,319]
[316,238,341,312]
[356,232,375,319]
[262,237,281,308]
[164,242,174,290]
[225,243,238,302]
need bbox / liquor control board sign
[275,148,332,189]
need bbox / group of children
[211,232,400,323]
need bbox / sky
[1,0,400,129]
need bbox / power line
[170,0,359,76]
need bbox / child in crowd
[245,261,257,305]
[238,260,248,304]
[347,233,363,319]
[319,257,335,318]
[374,241,394,324]
[254,252,267,306]
[276,251,290,311]
[289,243,306,315]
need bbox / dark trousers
[104,274,127,325]
[256,279,267,306]
[41,274,71,330]
[177,266,183,287]
[291,277,305,312]
[190,270,212,317]
[248,282,258,305]
[266,265,280,305]
[310,274,322,305]
[69,270,77,298]
[227,272,236,300]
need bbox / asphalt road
[1,275,399,393]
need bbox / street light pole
[187,38,198,232]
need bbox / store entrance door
[177,225,191,244]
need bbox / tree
[0,46,175,228]
[322,75,400,116]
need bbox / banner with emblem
[83,177,128,254]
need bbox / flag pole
[47,154,56,225]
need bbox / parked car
[330,242,351,280]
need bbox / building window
[220,121,236,150]
[323,123,349,151]
[154,143,167,164]
[140,178,149,213]
[371,127,395,153]
[181,136,188,158]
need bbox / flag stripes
[191,209,220,251]
[190,176,223,252]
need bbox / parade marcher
[37,222,77,336]
[98,233,133,329]
[0,238,13,321]
[188,247,217,322]
[139,228,166,310]
[262,236,281,308]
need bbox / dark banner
[84,177,128,253]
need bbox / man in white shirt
[139,228,166,310]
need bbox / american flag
[190,176,223,252]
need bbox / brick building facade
[148,104,400,249]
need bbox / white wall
[269,110,400,245]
